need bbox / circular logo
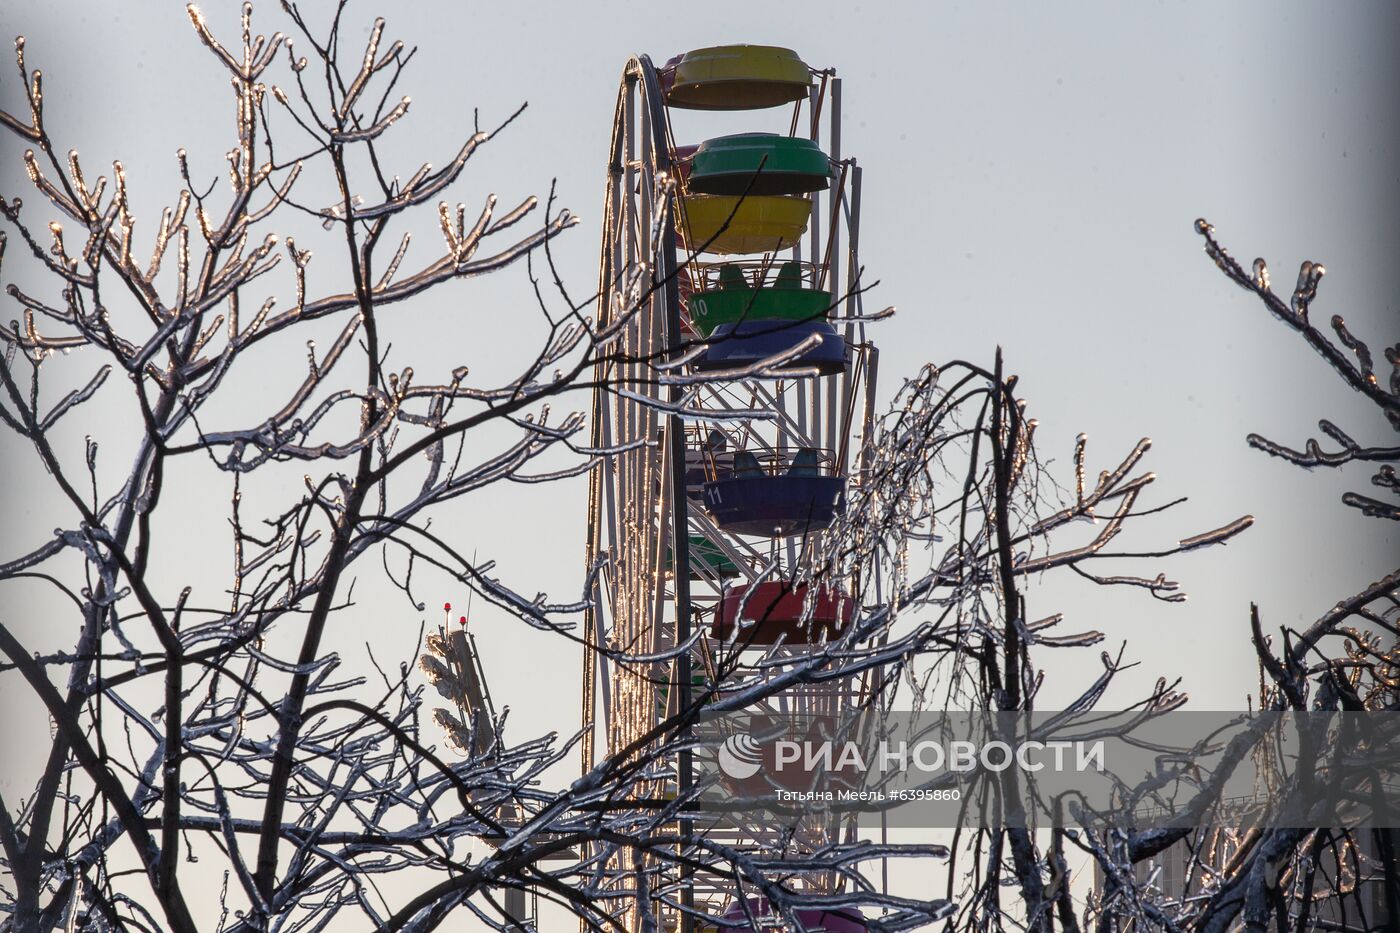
[718,732,763,779]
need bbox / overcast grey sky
[1,0,1397,924]
[11,0,1392,695]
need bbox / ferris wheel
[582,45,881,930]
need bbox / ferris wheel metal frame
[582,50,883,926]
